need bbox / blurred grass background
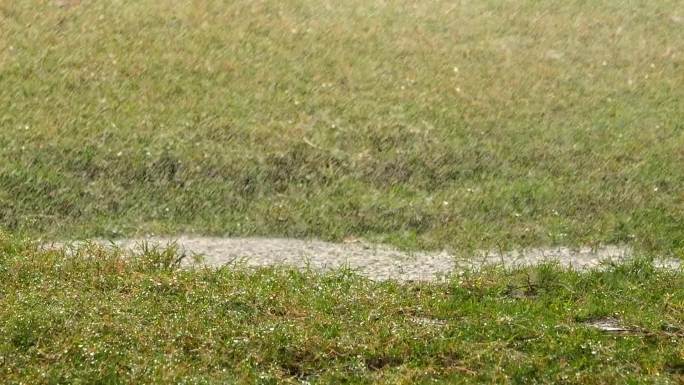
[1,0,683,255]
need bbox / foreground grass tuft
[1,233,682,384]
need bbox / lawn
[1,1,684,383]
[0,234,683,384]
[1,0,683,254]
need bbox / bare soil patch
[49,236,682,281]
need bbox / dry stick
[302,137,321,150]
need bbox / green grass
[1,0,683,255]
[0,233,683,384]
[2,2,683,383]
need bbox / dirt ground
[50,236,682,281]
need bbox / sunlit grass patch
[0,234,682,383]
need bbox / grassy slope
[1,1,684,254]
[0,234,683,384]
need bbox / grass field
[1,234,683,384]
[2,1,684,383]
[1,0,683,255]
